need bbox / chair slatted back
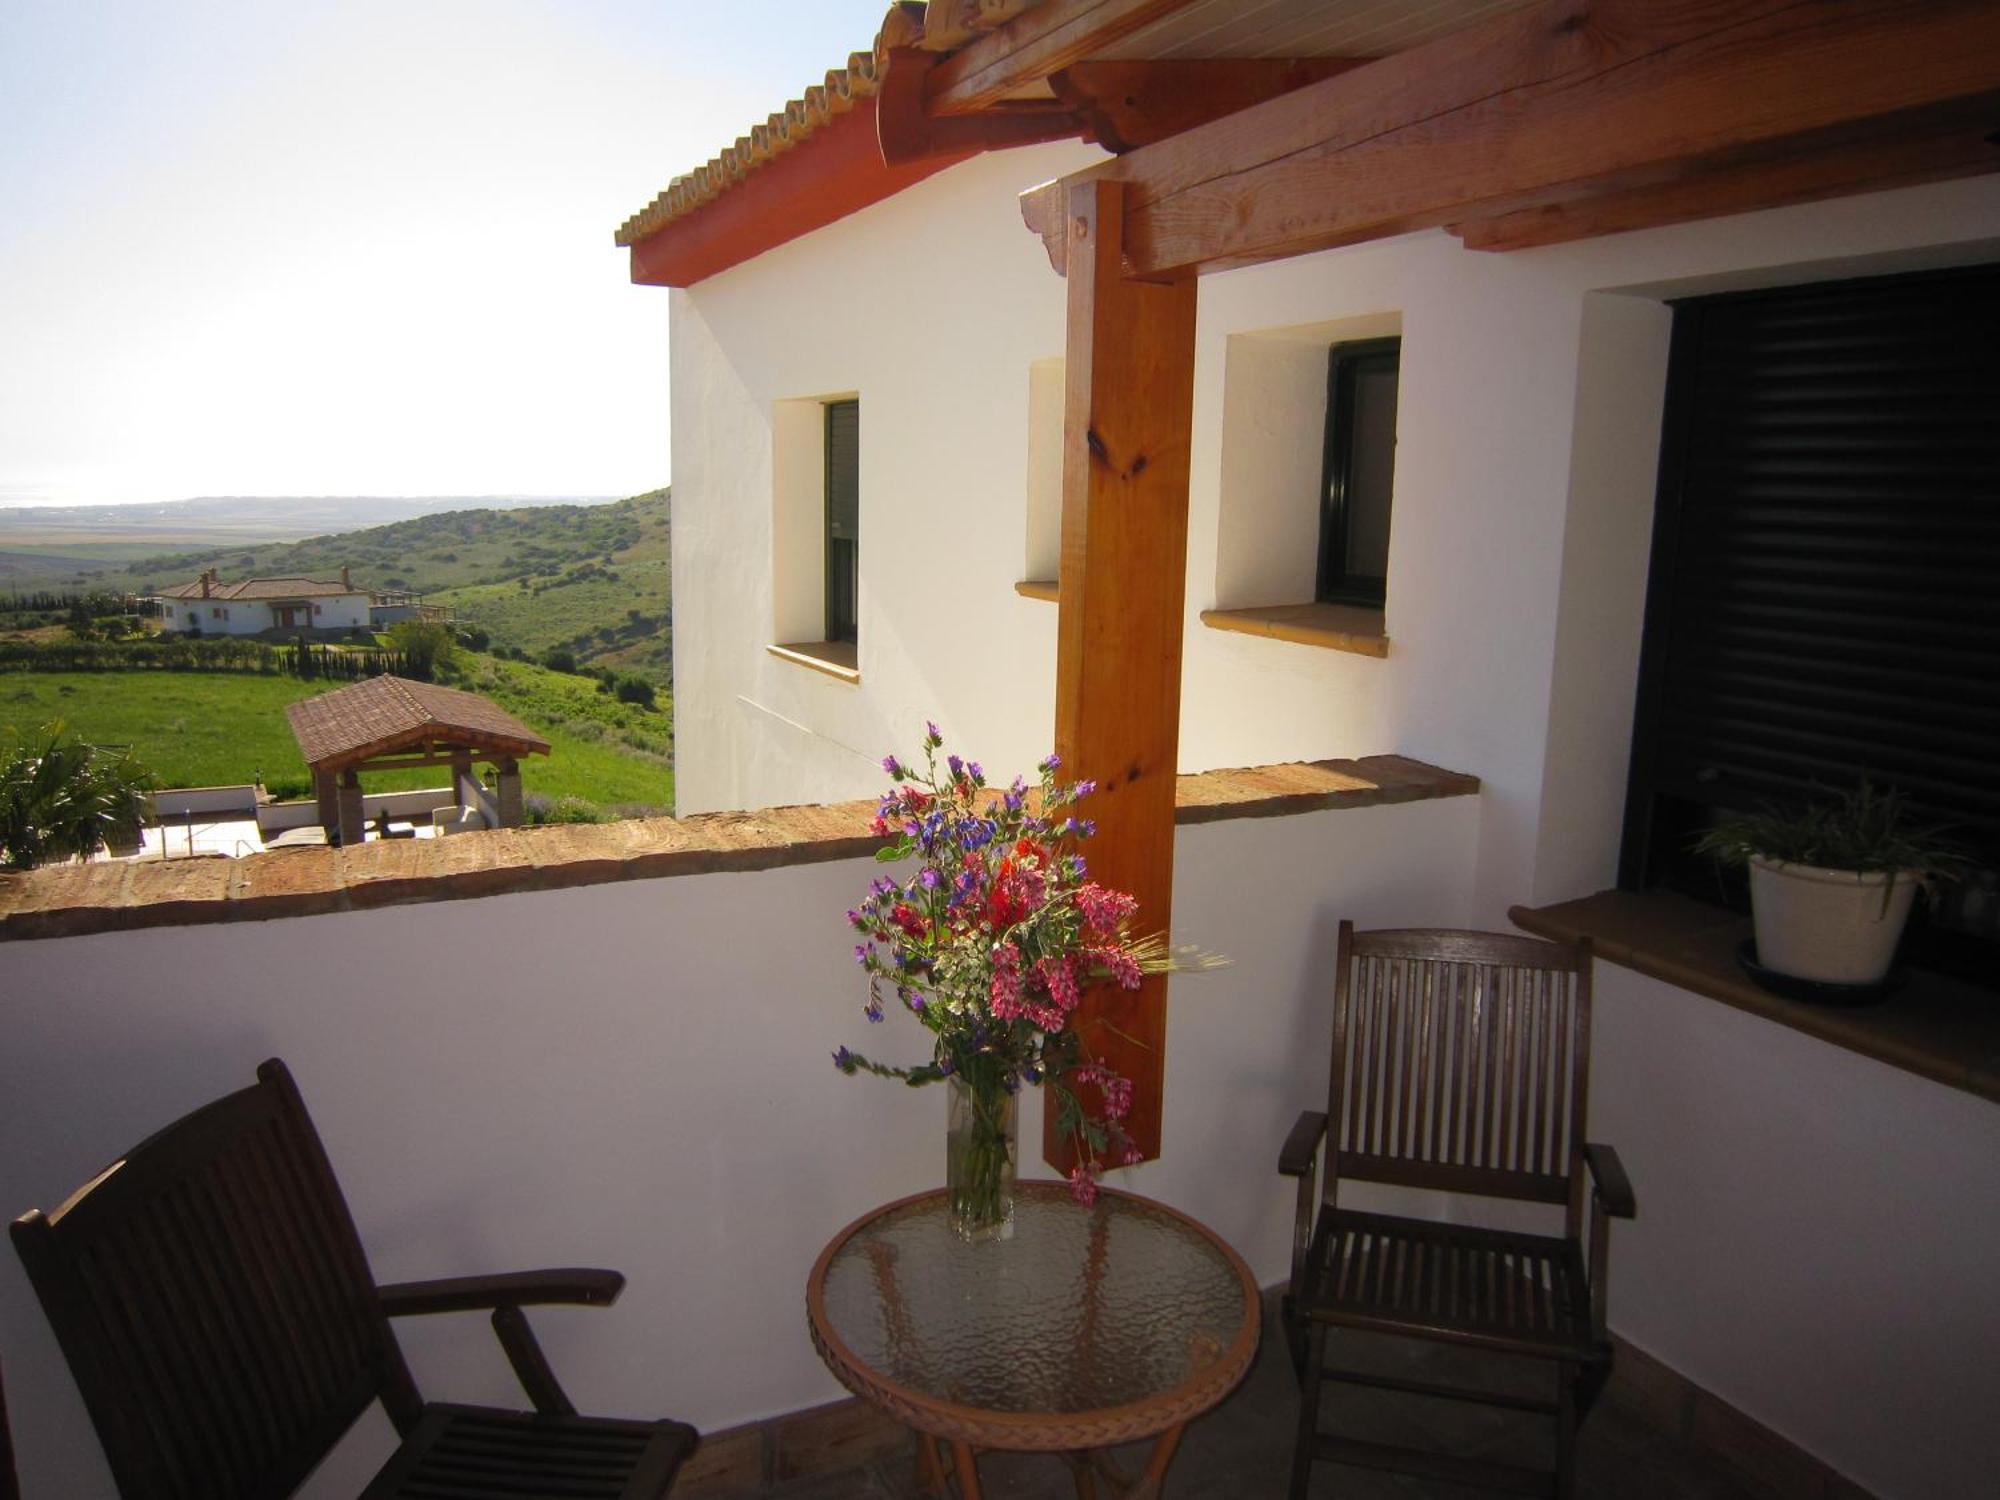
[1326,925,1594,1230]
[10,1061,419,1500]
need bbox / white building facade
[154,568,374,636]
[667,143,1999,920]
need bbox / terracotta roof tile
[156,575,360,600]
[285,675,550,770]
[614,39,894,249]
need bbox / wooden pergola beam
[1044,177,1197,1171]
[925,0,1197,116]
[1048,58,1368,153]
[1021,0,2000,276]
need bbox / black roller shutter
[1621,263,2000,973]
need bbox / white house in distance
[616,4,1999,1498]
[153,566,373,635]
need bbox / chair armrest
[1280,1110,1328,1176]
[1583,1143,1636,1219]
[377,1268,625,1317]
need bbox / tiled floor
[732,1299,1767,1499]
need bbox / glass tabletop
[811,1181,1256,1422]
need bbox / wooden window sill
[1014,579,1058,603]
[1511,889,2000,1106]
[768,641,859,683]
[1200,602,1388,658]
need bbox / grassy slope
[0,658,672,813]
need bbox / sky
[0,0,891,506]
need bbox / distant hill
[0,494,612,537]
[43,489,674,686]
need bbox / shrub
[541,647,577,674]
[1,721,157,870]
[614,675,656,709]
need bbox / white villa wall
[0,795,1477,1498]
[161,592,371,635]
[669,154,2000,932]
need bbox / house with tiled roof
[152,565,373,635]
[610,5,2000,1497]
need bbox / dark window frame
[824,398,859,646]
[1316,337,1401,609]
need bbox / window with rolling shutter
[825,399,859,645]
[1621,263,2000,980]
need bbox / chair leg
[1554,1359,1578,1500]
[1282,1293,1307,1384]
[1289,1320,1328,1500]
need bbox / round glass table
[807,1181,1260,1498]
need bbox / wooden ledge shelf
[768,640,860,683]
[1512,890,2000,1106]
[0,756,1476,943]
[1201,603,1388,658]
[1014,578,1059,603]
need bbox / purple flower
[1078,819,1097,837]
[920,868,941,889]
[967,761,983,783]
[832,1047,854,1071]
[926,721,941,743]
[1074,779,1096,798]
[947,754,964,778]
[882,754,903,778]
[864,998,884,1022]
[1041,752,1062,772]
[854,943,873,966]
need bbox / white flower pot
[1747,855,1918,986]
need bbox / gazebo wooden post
[335,768,365,847]
[450,751,473,816]
[313,769,339,835]
[1044,177,1198,1170]
[495,758,523,828]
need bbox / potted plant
[1692,782,1964,988]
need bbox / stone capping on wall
[0,755,1476,944]
[1512,889,2000,1107]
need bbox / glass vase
[945,1073,1017,1242]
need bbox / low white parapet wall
[0,787,1479,1495]
[149,784,260,817]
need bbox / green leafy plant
[0,720,157,871]
[1691,781,1967,889]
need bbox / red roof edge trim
[626,100,975,289]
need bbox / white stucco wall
[160,591,372,634]
[668,154,2000,933]
[0,794,1476,1497]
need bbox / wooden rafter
[926,0,1199,116]
[1049,57,1368,153]
[1021,0,2000,275]
[877,46,1085,165]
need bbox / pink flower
[1037,955,1081,1017]
[989,943,1025,1020]
[1084,942,1143,990]
[1075,882,1138,936]
[1068,1162,1100,1206]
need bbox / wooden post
[496,758,523,828]
[313,769,338,836]
[1044,177,1197,1170]
[335,770,365,848]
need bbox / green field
[0,659,672,816]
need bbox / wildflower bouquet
[834,724,1180,1233]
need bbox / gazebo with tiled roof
[285,675,550,845]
